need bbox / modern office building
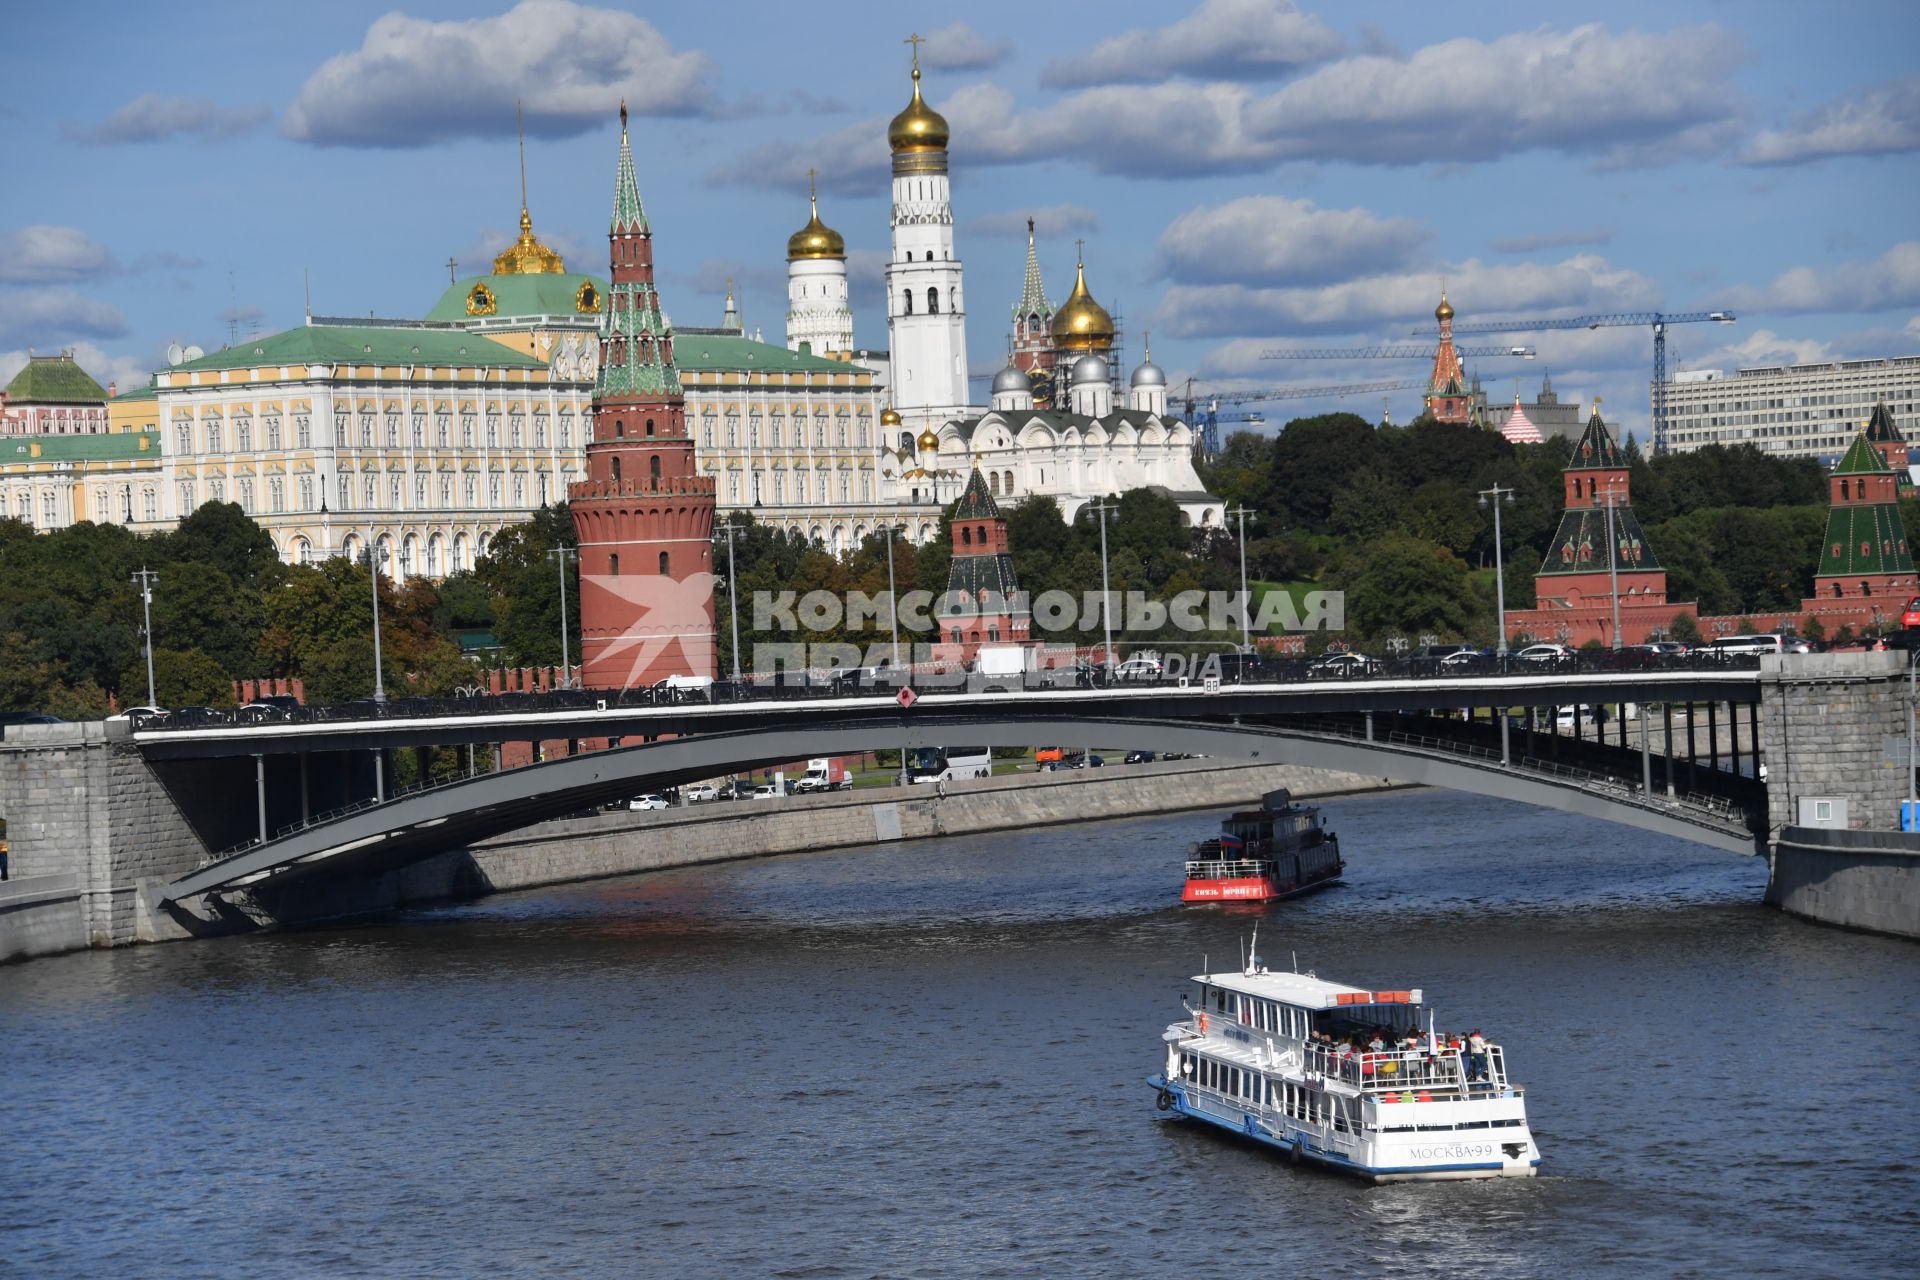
[1661,356,1920,463]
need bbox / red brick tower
[569,104,717,689]
[1805,430,1916,611]
[936,469,1032,663]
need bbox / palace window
[509,411,524,447]
[334,409,348,446]
[436,410,451,447]
[360,411,374,447]
[296,415,311,448]
[269,478,284,513]
[440,476,452,506]
[364,477,377,508]
[238,477,255,513]
[177,480,195,511]
[461,411,475,447]
[298,476,314,510]
[464,475,477,507]
[236,416,253,451]
[559,411,574,448]
[533,410,547,448]
[385,411,400,447]
[413,474,427,507]
[175,424,192,454]
[411,410,424,447]
[207,420,223,452]
[265,416,281,450]
[488,473,501,505]
[512,474,525,505]
[390,476,403,509]
[485,410,499,447]
[337,476,351,509]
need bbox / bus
[907,746,992,783]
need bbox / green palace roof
[112,381,159,403]
[166,324,546,374]
[3,432,159,463]
[4,354,107,404]
[426,272,610,324]
[675,332,863,375]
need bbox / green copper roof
[612,117,647,233]
[167,324,545,374]
[676,333,862,375]
[1537,504,1663,577]
[1014,221,1051,321]
[4,354,107,404]
[1817,503,1914,577]
[1565,409,1624,470]
[3,432,159,463]
[112,380,159,403]
[952,468,1002,521]
[425,272,609,323]
[1833,433,1891,476]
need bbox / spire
[517,99,528,223]
[612,99,646,232]
[1567,400,1624,470]
[1015,215,1051,320]
[722,277,740,331]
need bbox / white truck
[794,757,851,793]
[974,644,1028,691]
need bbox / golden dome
[888,65,949,153]
[1435,290,1454,322]
[880,406,903,426]
[494,207,566,275]
[916,427,940,451]
[1050,256,1114,353]
[787,182,846,261]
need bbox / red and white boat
[1182,789,1344,904]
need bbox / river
[3,788,1914,1278]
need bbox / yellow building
[2,429,164,529]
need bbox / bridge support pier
[1640,713,1652,794]
[254,754,267,845]
[1499,712,1510,765]
[1663,703,1675,796]
[373,750,384,802]
[1365,712,1374,741]
[1709,702,1719,773]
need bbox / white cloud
[1675,328,1833,372]
[1719,242,1920,315]
[965,205,1100,238]
[0,288,130,347]
[1742,74,1920,166]
[284,0,719,147]
[717,24,1746,185]
[0,226,114,284]
[1042,0,1342,87]
[64,94,268,145]
[919,22,1010,72]
[1160,254,1662,339]
[1158,196,1428,287]
[1490,229,1614,254]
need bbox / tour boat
[1147,943,1540,1182]
[1181,789,1343,903]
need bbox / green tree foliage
[1669,612,1704,646]
[472,504,580,667]
[1328,533,1481,643]
[123,647,233,707]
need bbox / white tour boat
[1148,942,1539,1182]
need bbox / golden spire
[493,100,565,275]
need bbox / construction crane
[1260,344,1537,360]
[1407,311,1736,454]
[1182,377,1427,455]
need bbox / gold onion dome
[787,186,846,262]
[1435,290,1454,322]
[1051,256,1115,352]
[916,427,940,451]
[888,64,950,152]
[880,406,903,426]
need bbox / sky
[4,0,1918,441]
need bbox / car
[684,784,718,803]
[237,701,291,722]
[1409,643,1474,663]
[1629,641,1689,659]
[1515,643,1575,664]
[1307,652,1379,678]
[1043,662,1100,688]
[627,794,670,811]
[1707,634,1785,656]
[1439,648,1489,669]
[1112,658,1163,682]
[1039,760,1069,772]
[750,783,782,800]
[1124,750,1156,764]
[1208,652,1266,683]
[1066,753,1105,769]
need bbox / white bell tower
[885,35,971,430]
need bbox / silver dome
[1130,360,1166,387]
[1071,353,1109,384]
[991,364,1028,394]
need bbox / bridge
[139,666,1773,905]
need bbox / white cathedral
[781,44,1222,529]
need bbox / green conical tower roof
[1566,406,1623,470]
[953,468,1002,521]
[595,104,678,399]
[1833,433,1891,476]
[1013,218,1051,321]
[611,102,647,233]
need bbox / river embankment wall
[1767,826,1920,940]
[193,758,1402,934]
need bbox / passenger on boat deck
[1366,1033,1386,1052]
[1467,1029,1488,1080]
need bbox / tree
[123,647,233,707]
[1328,533,1481,643]
[474,504,580,666]
[1262,412,1380,533]
[1669,612,1703,646]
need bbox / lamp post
[1088,498,1120,678]
[1477,484,1515,657]
[882,523,904,675]
[714,517,743,687]
[131,567,159,707]
[362,546,387,704]
[1602,480,1625,651]
[1227,504,1254,655]
[546,545,578,687]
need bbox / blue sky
[4,0,1917,440]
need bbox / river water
[4,788,1915,1278]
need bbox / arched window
[961,526,972,546]
[927,287,939,314]
[609,553,620,576]
[902,289,913,316]
[926,251,934,262]
[649,455,661,481]
[658,551,670,575]
[647,418,655,435]
[988,473,1000,494]
[1003,470,1013,493]
[611,456,622,482]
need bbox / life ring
[1156,1088,1174,1111]
[1197,1012,1210,1033]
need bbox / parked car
[627,794,670,811]
[237,701,290,722]
[1209,652,1266,682]
[1066,753,1105,769]
[1307,652,1379,678]
[1707,634,1785,656]
[1112,658,1163,681]
[1439,648,1490,669]
[1515,643,1575,664]
[1409,643,1474,663]
[684,783,718,803]
[1043,662,1101,688]
[750,783,782,800]
[1124,750,1156,764]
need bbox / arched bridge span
[160,712,1762,905]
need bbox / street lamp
[546,545,578,687]
[1227,504,1254,655]
[131,566,159,707]
[1601,480,1625,651]
[714,517,743,687]
[1088,497,1120,677]
[1477,484,1515,657]
[361,546,387,704]
[881,523,905,675]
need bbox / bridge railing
[130,650,1764,734]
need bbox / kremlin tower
[569,104,717,689]
[885,39,971,429]
[1424,291,1470,424]
[1011,218,1056,403]
[938,468,1031,663]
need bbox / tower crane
[1407,311,1737,454]
[1259,344,1537,360]
[1182,377,1427,455]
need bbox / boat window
[1214,989,1228,1013]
